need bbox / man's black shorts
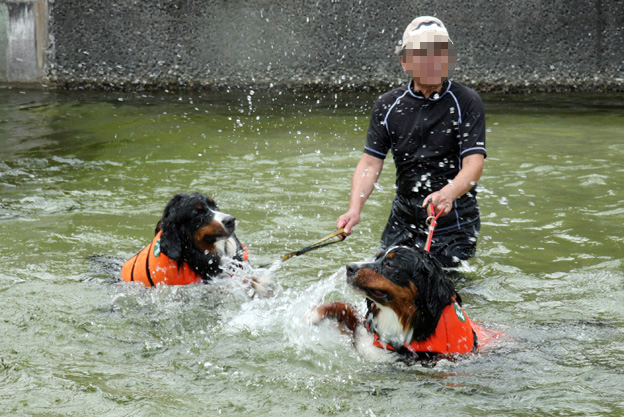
[379,193,480,268]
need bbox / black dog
[311,246,489,361]
[121,192,247,286]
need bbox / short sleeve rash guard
[364,80,486,197]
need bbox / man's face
[400,41,455,86]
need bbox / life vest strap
[128,250,140,282]
[144,238,156,287]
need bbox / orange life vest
[121,231,248,287]
[372,299,478,355]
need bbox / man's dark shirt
[364,80,486,197]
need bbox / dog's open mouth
[361,287,389,303]
[201,233,231,245]
[347,268,392,304]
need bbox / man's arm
[422,153,484,216]
[337,153,385,235]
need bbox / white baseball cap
[396,16,451,54]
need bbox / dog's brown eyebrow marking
[195,205,204,210]
[386,252,396,259]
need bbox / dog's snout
[222,215,236,231]
[346,262,360,278]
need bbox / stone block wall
[2,0,623,92]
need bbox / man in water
[336,16,487,267]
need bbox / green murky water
[1,87,623,416]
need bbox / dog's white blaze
[374,303,412,347]
[210,209,236,257]
[211,209,230,225]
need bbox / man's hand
[337,210,360,236]
[422,191,454,217]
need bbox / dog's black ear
[158,194,186,261]
[154,220,163,235]
[415,253,456,322]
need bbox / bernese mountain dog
[121,192,251,287]
[310,246,500,362]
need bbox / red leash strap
[424,201,444,253]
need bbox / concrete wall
[0,0,47,83]
[0,4,7,79]
[4,0,624,92]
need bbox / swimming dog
[121,192,248,286]
[311,246,498,361]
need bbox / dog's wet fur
[155,192,245,279]
[312,246,463,359]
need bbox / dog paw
[303,306,324,325]
[248,276,274,298]
[310,302,360,334]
